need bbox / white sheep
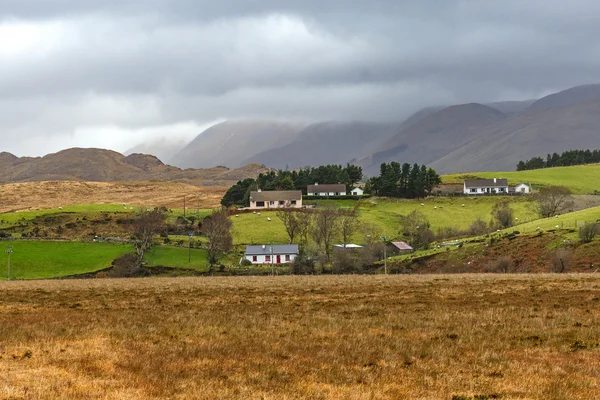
[267,217,271,221]
[461,204,465,207]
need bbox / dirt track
[0,181,227,212]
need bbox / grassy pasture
[443,164,600,194]
[0,240,131,279]
[144,245,210,271]
[232,196,537,244]
[0,204,130,227]
[0,275,598,399]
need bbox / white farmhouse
[249,190,303,210]
[307,183,347,196]
[350,187,364,196]
[463,178,509,195]
[244,244,299,264]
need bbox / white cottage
[350,187,364,196]
[244,244,299,264]
[463,178,509,195]
[307,183,347,196]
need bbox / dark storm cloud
[1,0,600,156]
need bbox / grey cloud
[1,0,600,156]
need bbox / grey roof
[464,179,508,188]
[249,190,302,202]
[307,184,346,193]
[245,244,299,255]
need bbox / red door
[277,255,281,264]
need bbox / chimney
[493,178,497,184]
[314,182,318,186]
[262,245,266,249]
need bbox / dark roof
[249,190,302,202]
[245,245,299,255]
[391,241,414,250]
[464,179,508,188]
[307,184,346,193]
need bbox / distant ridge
[0,148,269,186]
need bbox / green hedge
[303,195,370,201]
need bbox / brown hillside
[0,148,269,186]
[0,181,226,212]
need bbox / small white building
[350,187,364,196]
[514,183,531,194]
[463,178,509,195]
[244,244,299,264]
[307,183,347,196]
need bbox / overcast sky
[2,0,600,157]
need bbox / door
[277,255,281,264]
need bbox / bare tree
[203,209,233,265]
[399,210,434,250]
[277,209,299,244]
[469,217,489,236]
[297,210,313,245]
[491,201,514,229]
[579,222,599,243]
[338,210,358,247]
[132,208,167,268]
[551,247,573,273]
[533,186,574,218]
[311,208,340,260]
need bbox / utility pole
[183,196,186,217]
[188,233,193,262]
[5,246,13,280]
[270,240,274,276]
[380,236,389,274]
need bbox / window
[252,256,257,262]
[265,255,271,262]
[285,255,291,262]
[256,201,265,207]
[279,201,285,205]
[270,201,274,206]
[470,188,477,193]
[291,200,297,205]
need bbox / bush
[491,202,514,229]
[331,250,360,274]
[485,256,515,273]
[551,248,573,273]
[290,248,315,274]
[109,254,148,277]
[469,218,489,236]
[240,258,252,267]
[578,222,599,243]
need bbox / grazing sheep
[421,203,424,206]
[257,212,261,215]
[267,217,271,221]
[536,227,541,230]
[235,215,239,217]
[58,206,63,210]
[434,206,437,209]
[461,204,465,207]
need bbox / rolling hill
[0,148,268,186]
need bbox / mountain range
[3,83,600,184]
[156,84,600,175]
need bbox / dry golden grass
[0,275,599,399]
[0,181,226,212]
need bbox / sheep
[58,206,63,210]
[421,203,424,206]
[267,217,271,221]
[434,206,437,209]
[461,204,465,207]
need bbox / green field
[231,196,538,244]
[144,245,210,271]
[0,240,132,279]
[509,205,600,234]
[443,164,600,194]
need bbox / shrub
[578,222,599,243]
[109,254,148,277]
[240,258,252,267]
[290,248,315,274]
[485,256,515,273]
[469,217,489,236]
[491,202,514,229]
[551,248,573,273]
